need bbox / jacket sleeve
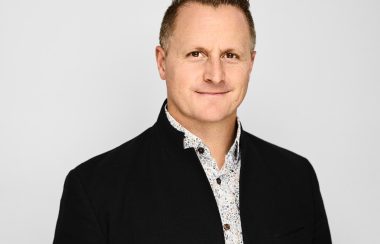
[53,170,106,244]
[307,161,333,244]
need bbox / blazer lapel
[239,130,280,243]
[153,100,225,243]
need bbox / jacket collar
[154,99,186,153]
[153,99,277,185]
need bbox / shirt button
[216,178,221,185]
[197,147,205,154]
[223,224,230,231]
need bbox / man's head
[156,0,256,125]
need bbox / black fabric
[53,99,332,244]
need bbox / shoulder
[241,130,315,178]
[68,125,156,187]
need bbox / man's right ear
[155,46,166,80]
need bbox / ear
[248,50,256,73]
[155,46,167,80]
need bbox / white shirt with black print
[165,105,243,244]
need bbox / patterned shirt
[165,106,243,244]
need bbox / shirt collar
[164,104,241,161]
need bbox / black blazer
[53,100,332,244]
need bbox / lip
[195,91,230,95]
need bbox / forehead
[170,3,251,51]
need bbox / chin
[191,107,232,123]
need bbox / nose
[204,56,225,84]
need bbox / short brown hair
[159,0,256,52]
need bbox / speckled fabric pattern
[165,105,243,244]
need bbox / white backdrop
[1,0,379,243]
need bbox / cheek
[168,63,204,89]
[224,68,250,106]
[226,66,250,90]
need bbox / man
[53,0,332,243]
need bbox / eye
[225,53,238,59]
[190,51,201,57]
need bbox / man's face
[156,3,256,124]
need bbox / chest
[97,148,313,244]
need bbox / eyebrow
[190,47,208,53]
[187,46,243,54]
[223,48,242,54]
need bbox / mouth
[195,91,230,95]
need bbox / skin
[155,2,256,169]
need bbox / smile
[195,91,230,95]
